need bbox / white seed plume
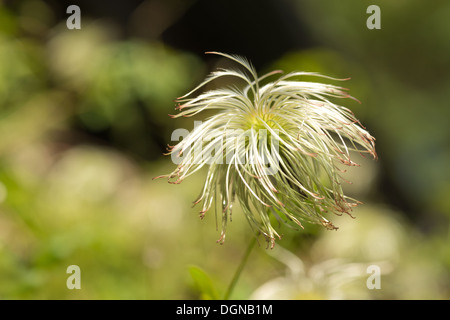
[155,52,377,248]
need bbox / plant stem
[223,236,257,300]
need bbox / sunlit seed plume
[154,52,377,248]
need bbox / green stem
[223,236,257,300]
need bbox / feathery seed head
[155,52,377,248]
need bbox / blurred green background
[0,0,449,299]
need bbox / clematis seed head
[154,52,377,248]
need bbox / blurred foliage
[0,0,448,299]
[188,265,220,300]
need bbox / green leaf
[188,265,219,300]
